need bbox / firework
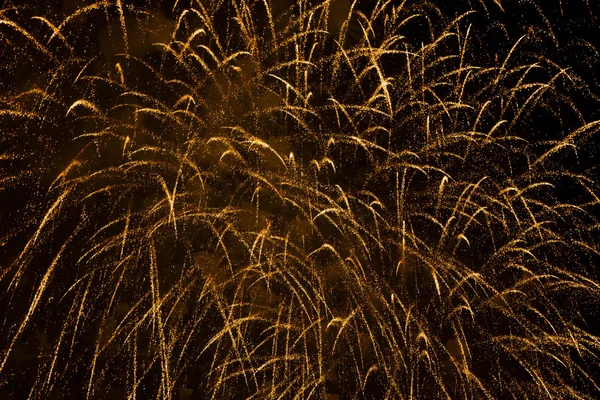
[1,0,599,398]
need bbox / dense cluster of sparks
[1,0,600,398]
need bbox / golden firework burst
[1,1,599,399]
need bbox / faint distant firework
[1,0,600,398]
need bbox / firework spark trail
[1,0,600,398]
